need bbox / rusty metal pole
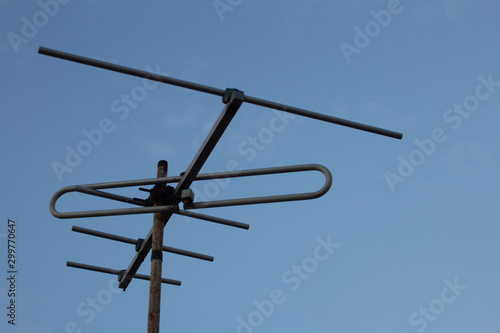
[148,160,168,333]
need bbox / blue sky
[1,1,499,332]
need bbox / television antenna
[40,46,402,333]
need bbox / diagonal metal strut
[118,89,244,290]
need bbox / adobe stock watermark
[212,0,243,22]
[224,235,340,333]
[7,0,72,53]
[398,278,467,333]
[384,73,499,192]
[339,0,411,64]
[54,276,122,333]
[6,219,18,326]
[183,110,296,225]
[51,64,168,182]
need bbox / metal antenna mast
[40,46,402,333]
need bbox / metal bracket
[144,184,175,207]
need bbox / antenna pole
[148,160,169,333]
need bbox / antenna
[40,46,402,333]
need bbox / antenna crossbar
[38,47,402,139]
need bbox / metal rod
[71,226,214,262]
[50,202,178,219]
[243,95,402,139]
[162,245,213,262]
[120,228,154,290]
[38,47,226,97]
[75,186,146,206]
[72,225,137,244]
[120,95,245,291]
[66,261,181,286]
[174,210,249,230]
[67,261,119,275]
[71,175,183,190]
[173,89,244,196]
[38,46,402,139]
[148,160,168,333]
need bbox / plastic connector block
[181,189,195,204]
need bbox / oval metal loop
[49,164,332,219]
[49,175,183,219]
[185,164,332,209]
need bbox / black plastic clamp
[135,238,144,252]
[223,88,244,104]
[151,250,163,261]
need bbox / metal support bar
[173,89,244,196]
[74,186,146,206]
[38,47,402,139]
[120,228,153,290]
[66,261,181,286]
[174,210,249,230]
[71,226,214,262]
[243,95,402,139]
[38,47,226,97]
[51,202,178,219]
[119,94,244,291]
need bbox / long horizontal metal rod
[75,186,146,206]
[174,210,249,230]
[72,225,136,244]
[38,46,402,139]
[51,202,178,219]
[66,261,181,286]
[39,47,226,97]
[72,226,214,262]
[243,95,402,139]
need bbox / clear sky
[1,1,499,332]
